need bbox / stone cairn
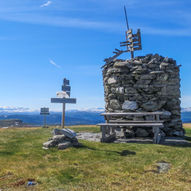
[102,54,184,137]
[43,128,80,150]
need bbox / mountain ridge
[0,107,191,126]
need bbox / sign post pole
[51,78,76,129]
[40,107,50,128]
[62,103,66,128]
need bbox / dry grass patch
[183,123,191,128]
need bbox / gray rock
[122,101,138,111]
[58,141,72,150]
[141,100,166,111]
[157,162,170,173]
[101,134,116,143]
[108,77,117,84]
[52,135,66,143]
[172,131,184,137]
[150,71,164,74]
[43,140,56,148]
[140,74,155,80]
[116,129,124,138]
[125,129,135,138]
[116,87,124,94]
[113,61,129,68]
[135,128,149,137]
[53,128,77,139]
[110,99,121,110]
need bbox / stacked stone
[102,54,184,137]
[43,128,80,150]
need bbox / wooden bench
[98,112,170,144]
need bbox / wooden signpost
[103,6,142,66]
[120,28,142,59]
[40,107,50,128]
[51,78,76,128]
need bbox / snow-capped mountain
[181,107,191,112]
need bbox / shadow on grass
[77,145,136,156]
[184,136,191,142]
[114,137,191,148]
[0,151,15,156]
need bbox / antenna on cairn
[124,6,129,30]
[103,6,142,67]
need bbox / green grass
[0,125,191,191]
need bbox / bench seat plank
[98,123,164,127]
[101,112,166,116]
[109,120,164,123]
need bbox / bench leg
[111,127,115,134]
[101,126,116,143]
[106,126,110,135]
[153,127,165,144]
[101,126,106,142]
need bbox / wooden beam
[51,98,76,104]
[98,123,164,127]
[101,112,168,116]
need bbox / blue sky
[0,0,191,111]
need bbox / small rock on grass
[157,161,171,173]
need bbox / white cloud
[0,106,37,113]
[40,1,52,8]
[0,0,190,36]
[50,59,61,69]
[181,95,191,108]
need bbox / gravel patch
[77,132,191,146]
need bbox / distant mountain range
[0,107,191,126]
[0,109,105,126]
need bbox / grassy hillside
[0,125,191,191]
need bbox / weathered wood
[127,29,132,34]
[64,79,70,86]
[101,126,106,141]
[120,39,140,44]
[40,107,50,115]
[130,47,142,51]
[109,120,164,123]
[101,112,166,116]
[156,115,160,121]
[153,126,165,144]
[98,123,164,127]
[51,98,76,104]
[62,103,66,129]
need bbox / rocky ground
[77,132,191,146]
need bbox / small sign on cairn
[103,6,142,67]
